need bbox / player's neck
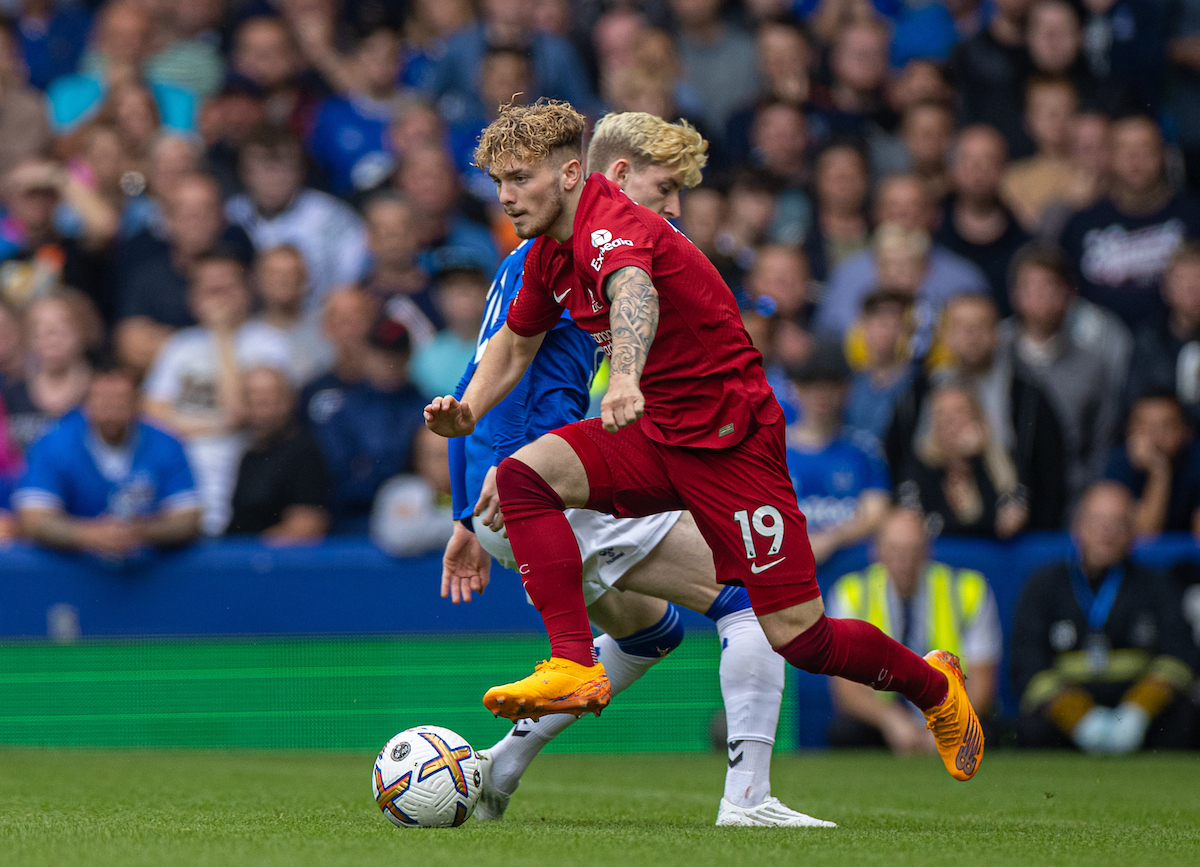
[545,184,585,244]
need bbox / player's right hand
[601,374,645,433]
[441,522,491,604]
[424,395,476,437]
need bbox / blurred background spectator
[827,507,1001,751]
[227,365,329,544]
[14,364,201,559]
[1012,482,1196,752]
[370,426,454,557]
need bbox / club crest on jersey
[589,228,634,271]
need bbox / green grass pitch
[1,748,1198,867]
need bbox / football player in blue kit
[440,111,835,829]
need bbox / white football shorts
[474,509,683,606]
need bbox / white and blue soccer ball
[372,725,482,828]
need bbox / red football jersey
[507,173,780,448]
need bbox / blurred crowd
[0,0,1194,750]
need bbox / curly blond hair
[587,112,708,188]
[473,99,586,173]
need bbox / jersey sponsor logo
[589,328,613,356]
[553,287,571,304]
[749,557,786,574]
[1080,219,1186,288]
[589,231,635,271]
[797,495,860,532]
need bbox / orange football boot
[922,650,984,781]
[483,658,611,721]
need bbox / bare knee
[509,434,591,508]
[756,596,825,648]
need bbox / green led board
[0,635,798,752]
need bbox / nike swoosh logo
[750,557,786,574]
[553,288,571,303]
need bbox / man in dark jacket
[885,293,1068,530]
[1011,482,1196,752]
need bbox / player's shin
[496,457,595,666]
[708,588,784,808]
[773,614,948,710]
[486,609,684,797]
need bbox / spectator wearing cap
[143,253,292,535]
[411,267,488,399]
[252,245,331,385]
[113,172,256,374]
[1104,391,1200,537]
[785,342,891,565]
[226,123,369,310]
[816,175,989,357]
[304,314,426,533]
[846,291,917,441]
[14,365,202,561]
[227,366,330,544]
[45,1,195,134]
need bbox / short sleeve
[506,246,563,337]
[143,336,187,403]
[12,434,66,510]
[590,195,656,294]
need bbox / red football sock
[496,457,595,667]
[775,615,948,710]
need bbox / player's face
[491,158,568,239]
[618,164,685,219]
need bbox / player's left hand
[601,374,645,432]
[474,465,504,531]
[441,521,491,604]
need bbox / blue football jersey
[786,427,890,533]
[449,240,599,521]
[13,410,198,519]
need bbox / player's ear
[610,159,630,186]
[561,158,583,190]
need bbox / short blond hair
[587,111,708,189]
[473,99,586,174]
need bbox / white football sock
[716,608,785,807]
[486,633,661,794]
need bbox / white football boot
[715,797,837,828]
[473,749,515,821]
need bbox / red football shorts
[551,416,820,614]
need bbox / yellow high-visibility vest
[832,562,988,669]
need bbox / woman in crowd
[896,382,1029,539]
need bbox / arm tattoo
[605,266,659,378]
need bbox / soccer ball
[372,725,482,828]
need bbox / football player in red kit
[425,101,983,782]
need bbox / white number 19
[733,506,785,559]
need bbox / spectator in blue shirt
[17,0,91,91]
[786,342,891,564]
[1105,391,1200,536]
[307,26,403,197]
[13,365,202,560]
[846,291,917,440]
[303,314,426,533]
